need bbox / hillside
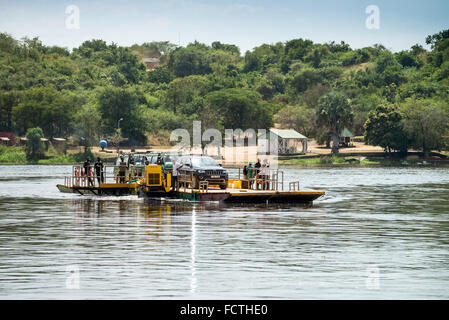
[0,31,448,154]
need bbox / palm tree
[317,91,353,154]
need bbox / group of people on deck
[243,159,270,190]
[81,157,104,186]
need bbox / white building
[258,129,308,155]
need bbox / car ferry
[57,154,325,204]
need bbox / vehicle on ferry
[176,155,228,189]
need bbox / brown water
[0,165,448,299]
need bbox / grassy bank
[281,155,449,166]
[0,145,94,165]
[0,146,27,164]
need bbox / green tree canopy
[1,30,449,154]
[401,98,449,155]
[203,88,273,131]
[167,44,212,77]
[97,87,147,144]
[162,75,211,114]
[12,87,79,136]
[25,127,44,159]
[274,105,316,137]
[317,91,353,153]
[364,104,408,154]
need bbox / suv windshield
[192,157,218,167]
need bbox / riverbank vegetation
[0,143,93,164]
[1,30,448,159]
[282,155,449,166]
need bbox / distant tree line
[0,30,448,154]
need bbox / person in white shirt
[260,163,270,190]
[172,160,181,190]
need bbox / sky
[0,0,448,53]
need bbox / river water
[0,165,448,299]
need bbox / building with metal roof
[339,127,354,147]
[258,129,308,155]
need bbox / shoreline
[1,144,448,167]
[1,160,448,167]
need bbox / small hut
[339,128,354,147]
[19,137,27,145]
[0,137,10,146]
[40,138,49,150]
[52,138,67,153]
[0,132,14,146]
[258,129,308,155]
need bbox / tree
[211,41,240,55]
[97,87,147,144]
[243,51,262,72]
[364,104,408,154]
[162,75,210,114]
[401,98,449,156]
[300,84,329,108]
[274,105,316,137]
[203,88,273,131]
[206,49,241,75]
[0,90,18,131]
[426,29,449,67]
[425,29,449,48]
[374,51,399,73]
[284,38,314,62]
[25,127,44,159]
[72,103,102,149]
[73,39,109,58]
[12,87,78,137]
[147,65,173,84]
[396,50,422,68]
[167,45,212,77]
[288,68,321,93]
[116,47,146,83]
[317,91,353,153]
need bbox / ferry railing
[237,168,284,191]
[175,167,287,192]
[289,181,300,191]
[199,181,209,193]
[178,171,194,192]
[64,165,145,188]
[103,165,145,184]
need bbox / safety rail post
[271,170,278,191]
[269,169,277,191]
[199,181,209,192]
[281,171,284,191]
[289,181,300,191]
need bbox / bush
[25,127,45,159]
[341,51,360,66]
[0,145,27,164]
[72,148,95,163]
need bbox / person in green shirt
[247,163,254,189]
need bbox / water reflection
[190,207,197,294]
[0,165,448,299]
